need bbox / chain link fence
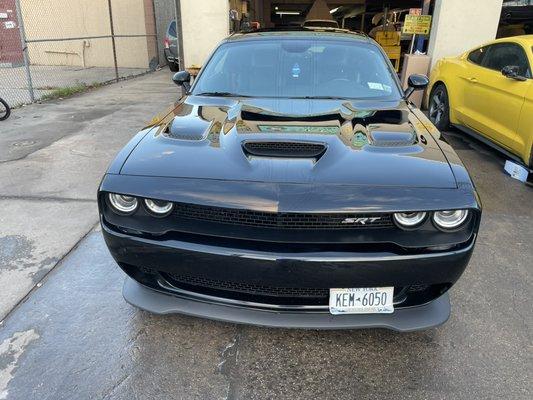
[0,0,162,108]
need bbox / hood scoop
[368,124,418,147]
[242,140,327,160]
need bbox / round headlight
[433,210,469,230]
[108,193,138,214]
[393,212,427,229]
[144,199,173,216]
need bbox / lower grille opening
[120,264,450,310]
[161,272,329,306]
[159,271,416,308]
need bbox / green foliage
[40,82,103,101]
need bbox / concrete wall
[180,0,229,69]
[20,0,153,69]
[427,0,504,68]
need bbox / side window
[467,47,487,66]
[482,43,531,78]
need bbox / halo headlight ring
[432,210,469,231]
[393,212,428,230]
[107,193,139,215]
[144,199,174,217]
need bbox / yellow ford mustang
[428,35,533,169]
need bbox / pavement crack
[217,326,243,400]
[511,288,532,342]
[101,372,131,399]
[0,223,98,325]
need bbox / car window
[482,43,531,78]
[192,39,402,100]
[168,21,177,38]
[467,47,487,66]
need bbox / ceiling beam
[272,0,365,6]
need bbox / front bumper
[103,222,473,330]
[124,276,451,331]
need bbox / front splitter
[123,277,451,332]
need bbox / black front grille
[242,141,326,158]
[173,202,393,230]
[159,272,412,307]
[165,272,329,298]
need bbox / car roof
[225,28,371,44]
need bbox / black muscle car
[99,29,481,331]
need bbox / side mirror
[404,74,429,99]
[501,65,527,81]
[172,71,191,92]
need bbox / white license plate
[329,287,394,315]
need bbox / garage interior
[224,0,533,107]
[234,0,433,73]
[237,0,532,38]
[229,1,533,62]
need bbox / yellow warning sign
[402,15,432,35]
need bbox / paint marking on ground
[0,329,40,399]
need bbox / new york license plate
[329,287,394,315]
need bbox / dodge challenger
[99,28,481,331]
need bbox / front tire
[0,97,10,121]
[429,84,450,131]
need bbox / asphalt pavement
[0,71,531,399]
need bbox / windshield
[192,39,401,100]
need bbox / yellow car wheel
[429,84,450,131]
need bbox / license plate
[329,287,394,315]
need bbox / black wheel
[0,97,10,121]
[428,84,450,131]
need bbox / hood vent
[242,141,327,159]
[369,131,417,147]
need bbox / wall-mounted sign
[409,8,422,16]
[4,21,16,29]
[402,15,432,35]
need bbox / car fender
[518,82,533,166]
[428,55,466,125]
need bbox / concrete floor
[0,70,178,321]
[0,65,148,107]
[0,71,532,399]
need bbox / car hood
[120,96,457,189]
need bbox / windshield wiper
[195,91,251,97]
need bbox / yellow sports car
[428,35,533,169]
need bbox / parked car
[428,35,533,171]
[164,20,179,72]
[99,28,481,331]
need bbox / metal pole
[150,0,160,66]
[174,0,185,70]
[15,0,34,102]
[415,0,431,53]
[107,0,120,82]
